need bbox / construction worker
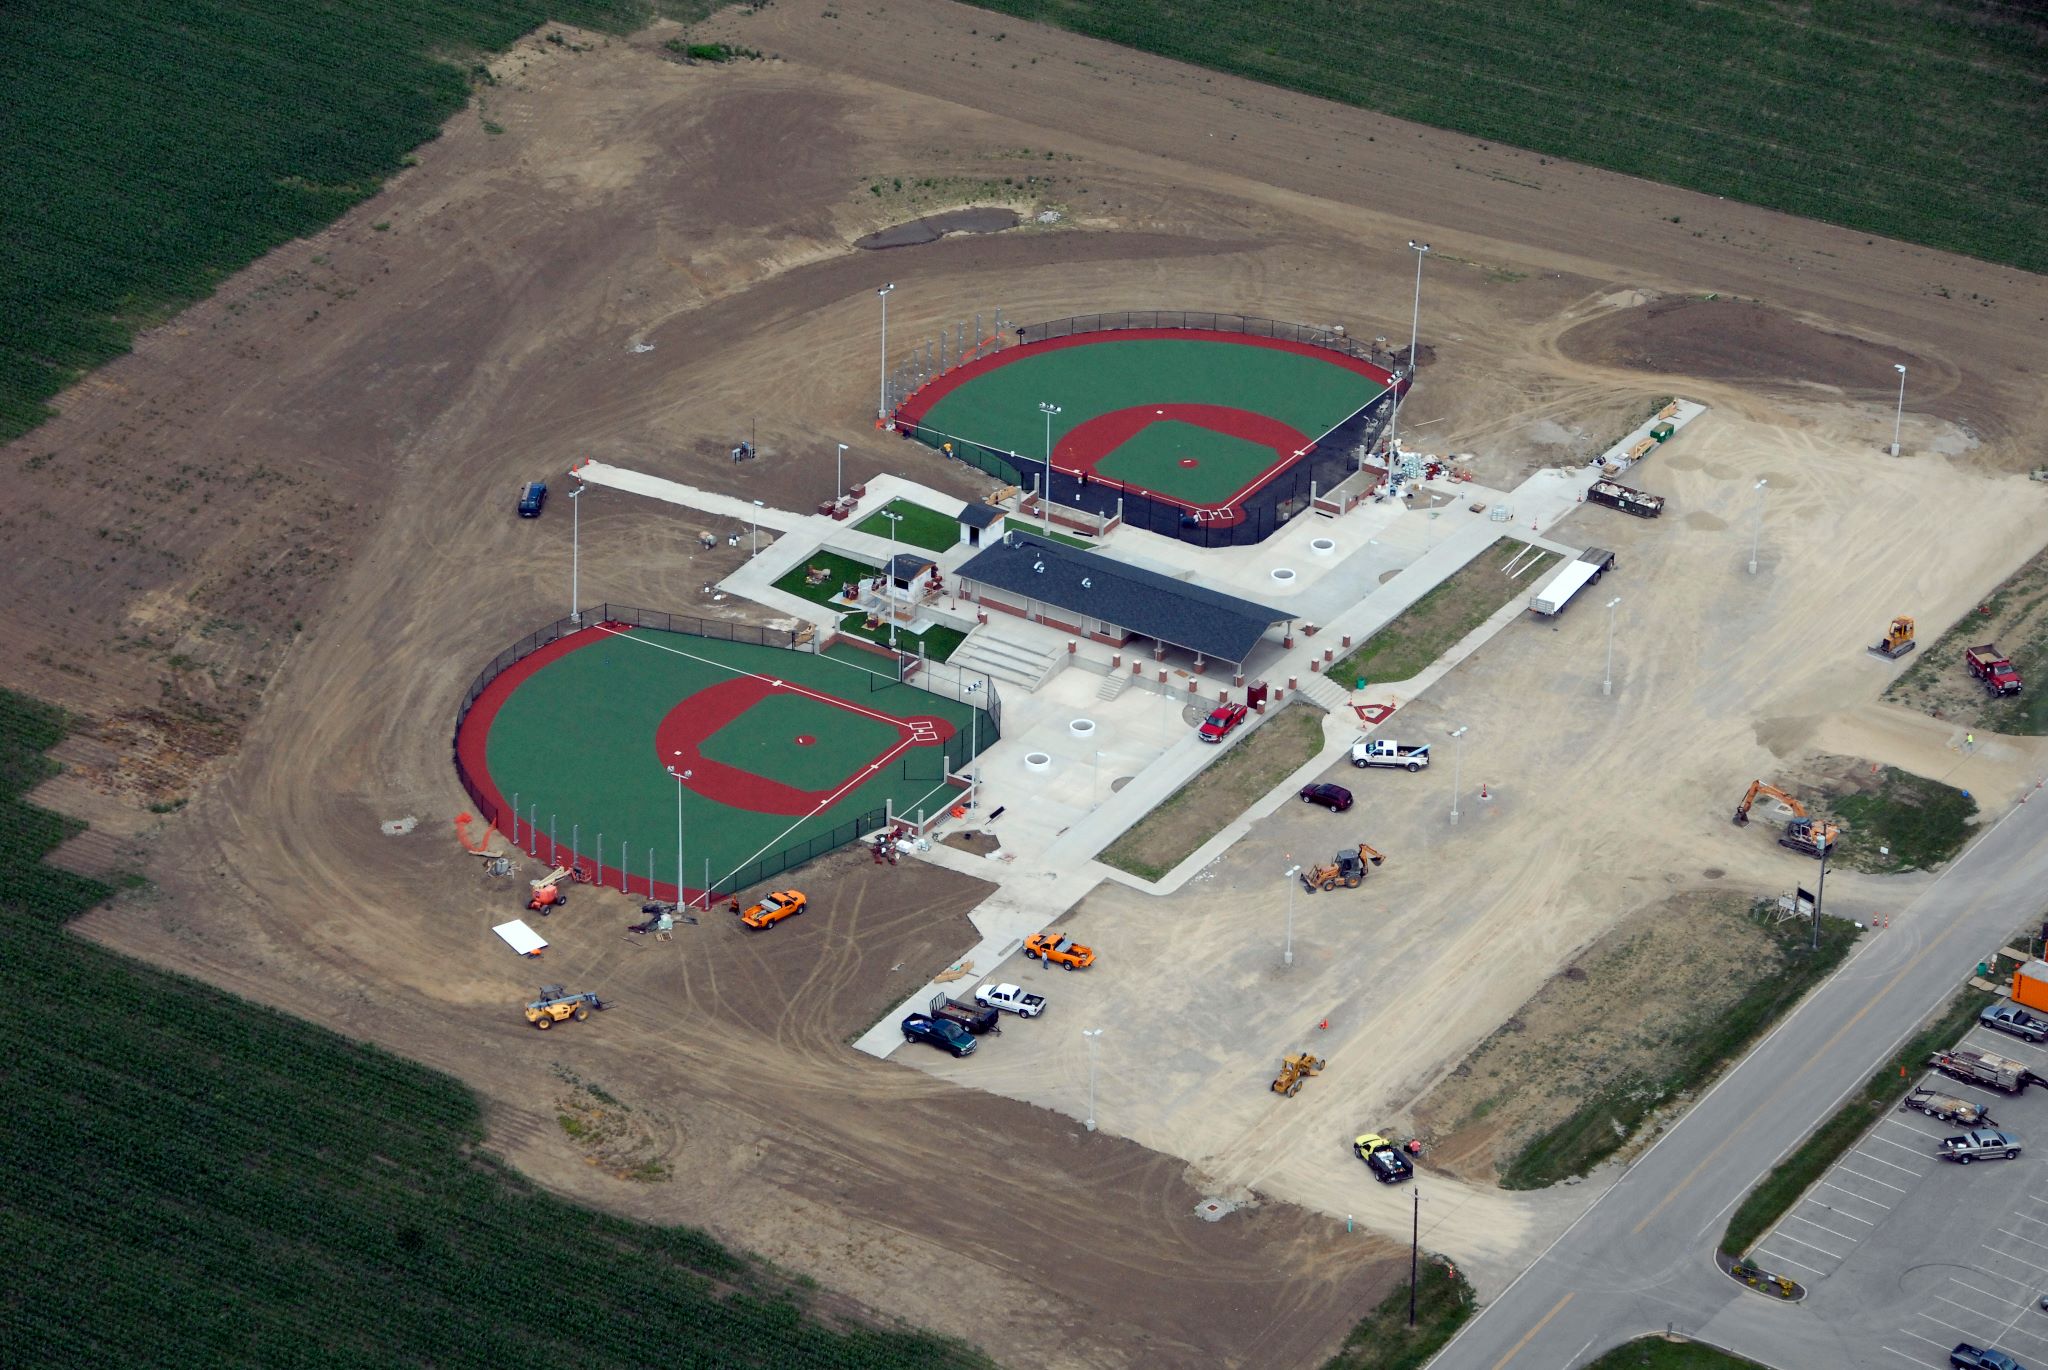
[727,894,741,916]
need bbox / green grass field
[959,1,2046,274]
[915,337,1385,489]
[854,499,963,553]
[0,688,986,1367]
[476,628,989,897]
[1096,420,1277,505]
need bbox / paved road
[1431,791,2048,1370]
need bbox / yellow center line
[1629,907,1969,1237]
[1490,1292,1574,1370]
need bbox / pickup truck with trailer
[929,993,1001,1035]
[1967,644,2024,697]
[1981,1003,2048,1043]
[1351,738,1431,771]
[1939,1128,2023,1164]
[1930,1046,2036,1094]
[974,982,1047,1018]
[1586,480,1664,519]
[1902,1086,1995,1127]
[1529,547,1617,616]
[900,1013,977,1057]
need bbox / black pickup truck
[901,1013,977,1057]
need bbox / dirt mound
[1561,298,1920,396]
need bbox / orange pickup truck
[1024,933,1094,971]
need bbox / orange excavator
[1733,781,1838,858]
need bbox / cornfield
[959,0,2047,275]
[0,688,991,1368]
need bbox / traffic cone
[1319,1017,1329,1031]
[1479,782,1489,800]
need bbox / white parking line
[1987,1247,2048,1277]
[1820,1178,1894,1208]
[1870,1132,1936,1157]
[1806,1201,1877,1226]
[1970,1032,2048,1058]
[1839,1163,1913,1192]
[1882,1348,1932,1366]
[1889,1118,1953,1140]
[1926,1077,2007,1104]
[1959,1269,2033,1296]
[1754,1246,1830,1277]
[2000,1227,2048,1252]
[2014,1211,2048,1229]
[1768,1227,1849,1259]
[1786,1213,1862,1243]
[1909,1308,1981,1339]
[1898,1326,1952,1351]
[1853,1148,1928,1176]
[1939,1291,2010,1321]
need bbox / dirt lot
[8,1,2048,1363]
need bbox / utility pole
[1083,1028,1103,1131]
[1409,1187,1422,1327]
[568,481,584,624]
[1389,241,1429,457]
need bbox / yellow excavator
[1869,616,1916,660]
[1733,781,1838,858]
[1299,843,1386,893]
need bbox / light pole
[665,760,691,907]
[1890,363,1907,456]
[1283,863,1300,966]
[1747,478,1768,575]
[879,509,904,648]
[1602,596,1622,696]
[1448,725,1468,825]
[836,442,848,500]
[1389,241,1429,456]
[1812,833,1832,953]
[1083,1027,1103,1131]
[876,284,895,421]
[750,498,765,556]
[568,481,584,623]
[1039,401,1061,533]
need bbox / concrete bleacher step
[1095,672,1129,701]
[1294,672,1351,713]
[952,629,1062,690]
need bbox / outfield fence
[890,313,1401,547]
[452,605,1000,904]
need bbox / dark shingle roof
[957,533,1290,663]
[957,502,1005,529]
[888,552,937,581]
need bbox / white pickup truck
[1350,738,1431,772]
[974,982,1047,1018]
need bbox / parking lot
[1749,1018,2048,1367]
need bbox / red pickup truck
[1966,644,2023,697]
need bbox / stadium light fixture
[1891,363,1907,456]
[877,284,896,422]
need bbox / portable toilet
[2012,958,2048,1013]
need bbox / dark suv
[1300,783,1353,813]
[901,1013,977,1057]
[517,481,548,517]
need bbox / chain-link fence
[452,606,998,905]
[1017,310,1385,363]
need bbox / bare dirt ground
[7,0,2048,1363]
[1413,890,1784,1185]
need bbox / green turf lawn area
[700,693,902,789]
[481,628,988,893]
[1005,516,1094,549]
[1096,420,1277,505]
[0,0,725,444]
[1581,1340,1765,1370]
[958,2,2046,274]
[0,688,988,1367]
[854,499,962,552]
[773,550,878,608]
[918,338,1383,463]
